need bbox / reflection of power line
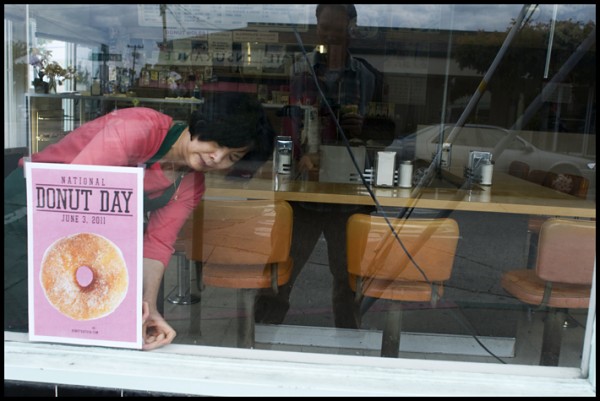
[355,4,539,329]
[160,4,225,33]
[174,5,223,31]
[157,4,223,53]
[521,3,538,27]
[165,5,189,34]
[443,4,532,150]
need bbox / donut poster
[25,162,144,349]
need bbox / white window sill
[4,331,595,396]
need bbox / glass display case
[28,96,64,153]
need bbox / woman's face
[184,139,249,172]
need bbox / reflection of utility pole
[100,44,109,93]
[444,4,532,147]
[160,4,167,48]
[127,44,144,83]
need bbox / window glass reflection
[3,4,595,369]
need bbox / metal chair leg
[525,230,538,269]
[540,308,565,366]
[167,254,200,305]
[189,261,203,336]
[381,307,402,358]
[237,289,256,348]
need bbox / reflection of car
[386,124,596,198]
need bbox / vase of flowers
[32,73,49,93]
[44,61,75,93]
[29,48,76,94]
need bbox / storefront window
[4,4,596,395]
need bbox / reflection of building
[8,3,595,160]
[146,22,594,158]
[16,4,594,154]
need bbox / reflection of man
[290,4,375,175]
[255,4,376,328]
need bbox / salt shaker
[398,160,413,188]
[480,160,493,186]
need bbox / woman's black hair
[188,91,274,177]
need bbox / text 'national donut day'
[35,186,134,214]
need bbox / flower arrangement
[30,48,76,92]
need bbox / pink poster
[25,162,144,349]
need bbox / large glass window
[4,4,596,395]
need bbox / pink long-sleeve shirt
[21,107,205,267]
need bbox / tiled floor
[161,224,589,368]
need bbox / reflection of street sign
[92,53,122,62]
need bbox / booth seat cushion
[501,269,591,309]
[202,258,293,289]
[349,274,444,302]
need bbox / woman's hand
[141,301,177,350]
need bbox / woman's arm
[142,257,176,350]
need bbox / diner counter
[204,166,595,219]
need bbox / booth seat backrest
[185,199,293,265]
[346,215,459,282]
[536,218,595,285]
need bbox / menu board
[25,162,144,349]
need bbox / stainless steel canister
[274,135,293,175]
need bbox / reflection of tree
[12,40,28,65]
[451,19,596,128]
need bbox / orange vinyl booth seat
[501,217,595,366]
[184,199,294,348]
[346,214,460,357]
